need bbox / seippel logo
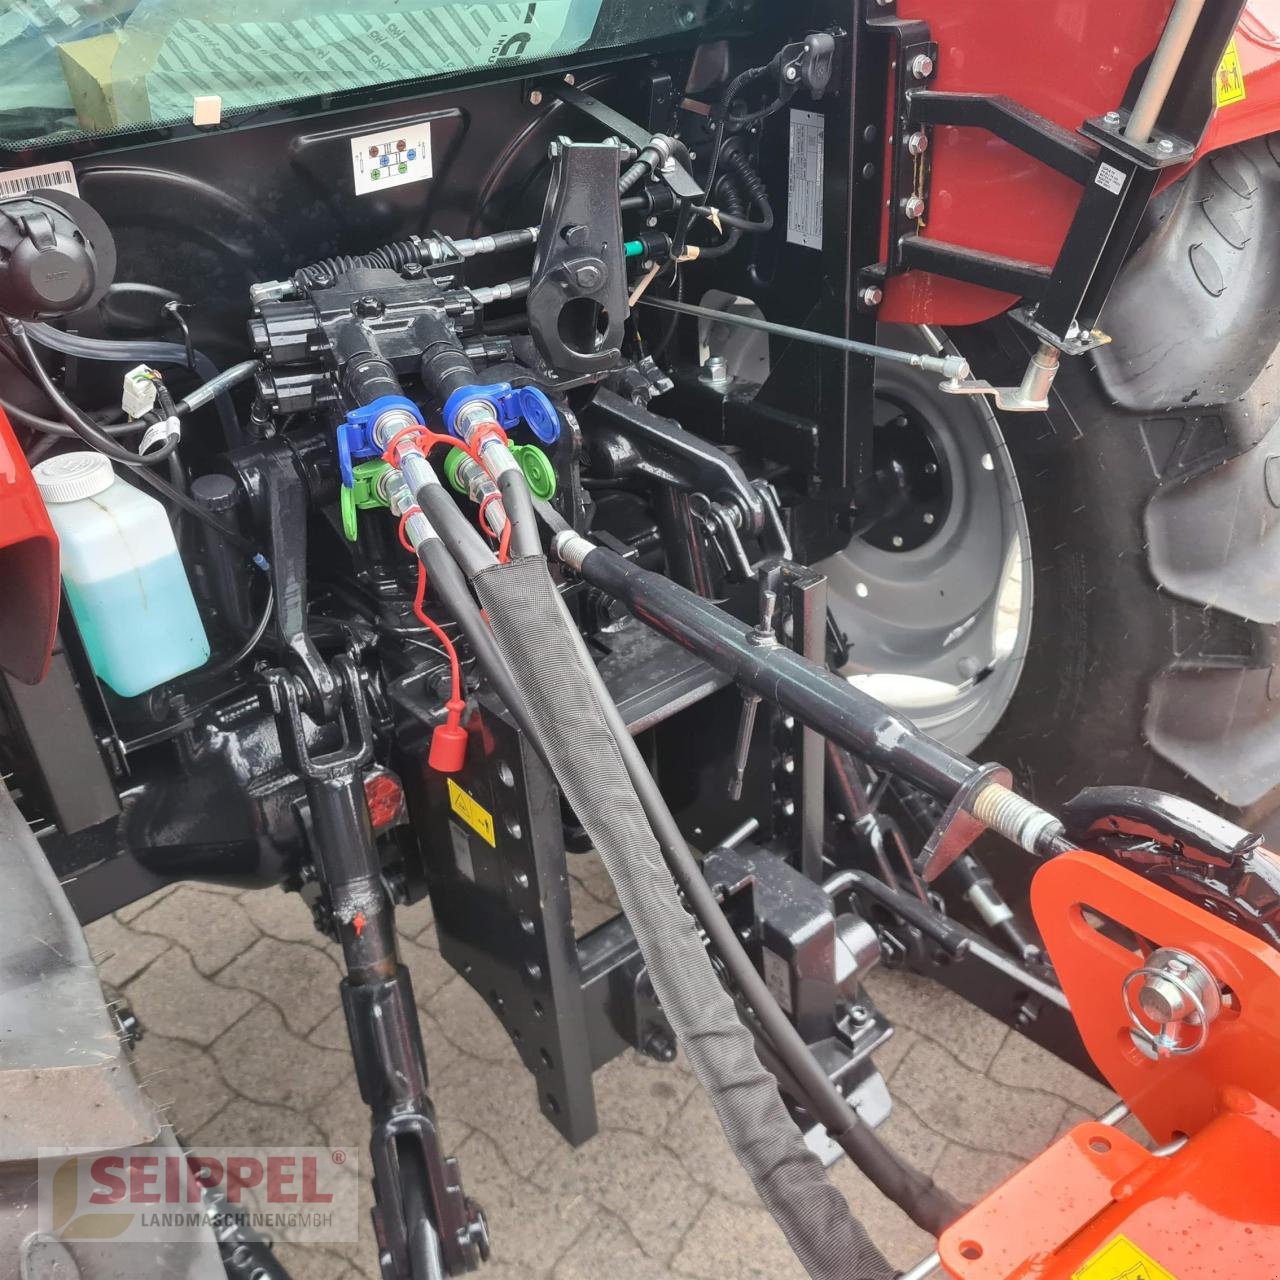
[39,1146,359,1245]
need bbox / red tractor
[0,2,1277,1277]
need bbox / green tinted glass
[0,0,718,149]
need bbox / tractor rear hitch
[264,656,486,1277]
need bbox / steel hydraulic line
[636,295,971,380]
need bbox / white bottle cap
[33,452,116,504]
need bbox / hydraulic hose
[6,321,257,556]
[490,447,542,560]
[466,551,896,1279]
[25,322,239,443]
[536,524,964,1232]
[569,612,963,1236]
[414,475,498,580]
[414,538,547,759]
[176,359,259,415]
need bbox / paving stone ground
[87,865,1119,1279]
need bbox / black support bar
[907,91,1097,185]
[898,237,1052,300]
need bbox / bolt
[563,73,576,85]
[400,261,425,280]
[876,0,893,6]
[701,354,730,387]
[903,194,926,219]
[353,294,384,318]
[1157,137,1174,153]
[922,511,935,524]
[907,131,929,155]
[910,53,934,80]
[1104,110,1121,126]
[645,215,658,227]
[784,64,799,82]
[780,799,796,818]
[860,285,884,308]
[528,88,543,106]
[643,1029,678,1062]
[574,263,603,289]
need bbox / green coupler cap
[511,443,557,501]
[341,460,391,541]
[442,447,469,495]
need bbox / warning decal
[1216,38,1247,107]
[447,777,496,848]
[1073,1235,1178,1280]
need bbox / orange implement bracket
[936,850,1280,1280]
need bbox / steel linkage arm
[263,657,488,1278]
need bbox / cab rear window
[0,0,618,149]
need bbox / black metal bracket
[915,760,1011,882]
[864,0,1251,346]
[236,442,338,719]
[527,138,629,375]
[909,91,1098,184]
[547,81,704,201]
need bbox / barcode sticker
[0,162,79,200]
[1094,162,1126,196]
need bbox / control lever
[937,340,1062,412]
[727,583,781,800]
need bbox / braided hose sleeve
[471,555,895,1280]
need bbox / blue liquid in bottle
[63,556,211,697]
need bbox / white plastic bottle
[32,452,210,697]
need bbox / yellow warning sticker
[1216,38,1247,107]
[447,777,495,847]
[1074,1235,1177,1280]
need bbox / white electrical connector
[122,365,161,419]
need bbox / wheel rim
[818,329,1032,755]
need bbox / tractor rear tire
[959,138,1280,856]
